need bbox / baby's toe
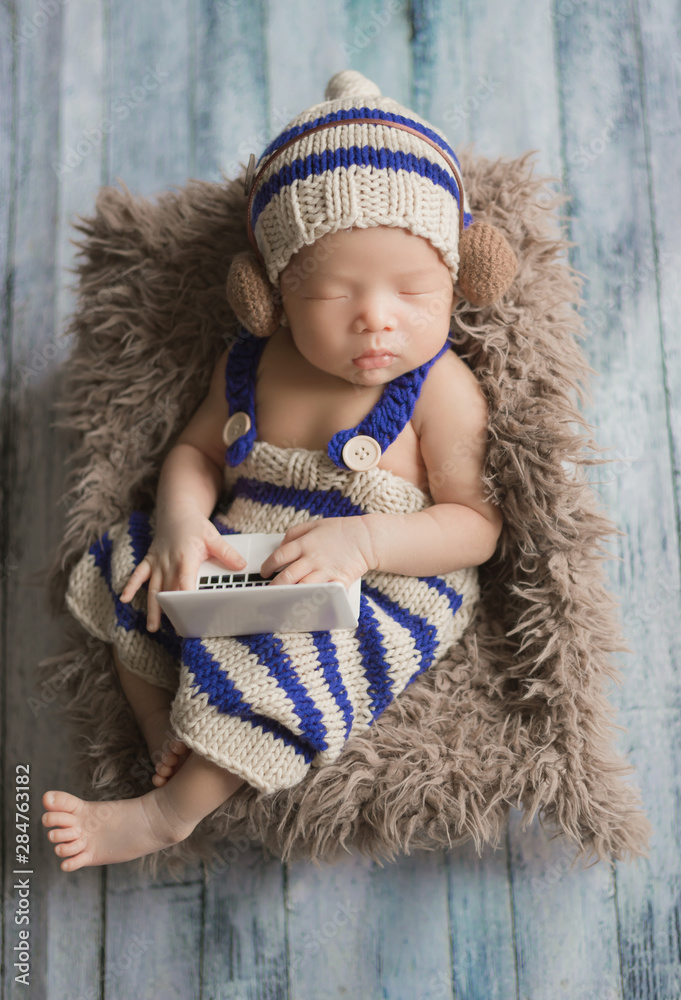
[43,790,82,815]
[48,826,81,844]
[61,849,94,872]
[152,774,167,787]
[55,837,87,859]
[42,810,80,831]
[42,789,72,812]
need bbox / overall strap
[224,327,267,467]
[224,329,452,470]
[327,338,451,470]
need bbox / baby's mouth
[352,350,396,370]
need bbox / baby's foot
[139,705,190,787]
[151,737,191,788]
[41,787,195,871]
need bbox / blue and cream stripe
[64,439,479,794]
[168,440,479,793]
[249,93,474,289]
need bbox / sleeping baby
[42,70,516,871]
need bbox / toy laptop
[156,532,362,638]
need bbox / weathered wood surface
[1,1,679,998]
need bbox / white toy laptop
[156,532,362,638]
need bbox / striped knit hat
[246,69,473,288]
[227,70,518,336]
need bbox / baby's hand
[119,508,247,632]
[260,517,377,587]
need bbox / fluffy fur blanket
[40,148,651,878]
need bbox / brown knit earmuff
[457,221,518,307]
[225,251,282,338]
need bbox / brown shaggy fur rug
[39,148,651,879]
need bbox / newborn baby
[43,70,515,871]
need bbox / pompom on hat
[227,70,518,336]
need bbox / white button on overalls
[341,435,382,471]
[222,411,251,446]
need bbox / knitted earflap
[457,222,518,307]
[226,251,282,338]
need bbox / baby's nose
[353,295,396,332]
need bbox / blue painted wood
[287,852,382,999]
[54,0,106,334]
[0,2,103,998]
[41,7,112,998]
[508,811,623,999]
[462,0,562,176]
[634,0,681,982]
[106,879,204,999]
[411,0,466,128]
[446,838,517,1000]
[107,0,193,193]
[638,0,681,511]
[266,0,348,122]
[345,0,412,103]
[194,0,269,186]
[202,844,288,999]
[554,1,681,998]
[371,851,453,999]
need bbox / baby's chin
[344,364,401,388]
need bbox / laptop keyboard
[198,572,269,590]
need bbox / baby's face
[279,226,455,387]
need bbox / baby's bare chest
[254,360,430,492]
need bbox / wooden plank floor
[1,1,679,997]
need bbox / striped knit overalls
[66,329,480,794]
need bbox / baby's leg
[42,751,246,871]
[112,646,188,787]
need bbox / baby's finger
[269,560,310,586]
[260,540,300,580]
[206,533,248,571]
[282,521,316,541]
[176,568,199,591]
[145,572,164,632]
[120,558,151,603]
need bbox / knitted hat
[227,70,518,337]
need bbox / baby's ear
[456,222,518,308]
[226,251,282,337]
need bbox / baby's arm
[261,351,502,584]
[120,346,248,630]
[361,351,503,574]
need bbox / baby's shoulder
[413,347,488,435]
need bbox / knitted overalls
[65,329,480,794]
